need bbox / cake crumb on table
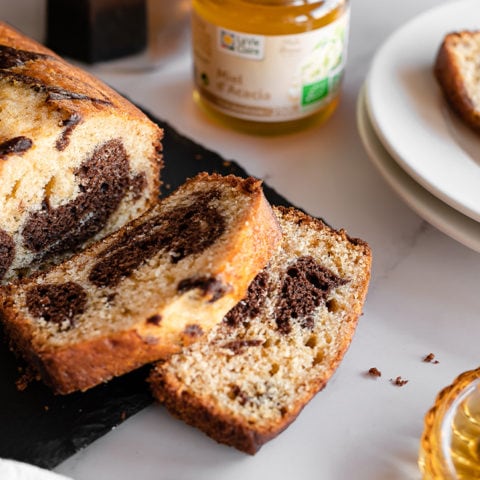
[368,367,382,377]
[390,376,408,387]
[423,353,439,364]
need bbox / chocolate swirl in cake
[22,139,142,258]
[25,281,87,328]
[0,44,112,106]
[0,44,48,69]
[224,270,270,328]
[275,256,348,334]
[0,136,33,159]
[89,190,226,288]
[146,314,162,326]
[177,275,230,303]
[223,258,346,335]
[129,172,148,201]
[222,339,263,354]
[55,112,82,151]
[0,228,15,281]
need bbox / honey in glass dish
[419,367,480,479]
[191,0,350,134]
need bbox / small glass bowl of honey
[419,367,480,479]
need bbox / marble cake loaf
[149,206,372,454]
[0,22,163,283]
[0,173,282,395]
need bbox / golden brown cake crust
[434,30,480,132]
[0,21,163,180]
[0,21,159,138]
[149,368,290,454]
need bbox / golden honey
[191,0,349,134]
[419,368,480,479]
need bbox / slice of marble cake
[0,173,281,394]
[149,206,372,454]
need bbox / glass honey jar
[419,367,480,479]
[191,0,350,134]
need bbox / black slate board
[0,115,294,470]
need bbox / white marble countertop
[2,0,480,479]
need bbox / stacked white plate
[357,0,480,253]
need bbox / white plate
[365,0,480,223]
[357,85,480,254]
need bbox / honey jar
[191,0,350,134]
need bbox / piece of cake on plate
[434,30,480,132]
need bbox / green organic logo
[302,78,329,106]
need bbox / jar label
[192,9,350,122]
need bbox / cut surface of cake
[434,30,480,132]
[0,21,163,283]
[149,206,372,454]
[0,173,281,394]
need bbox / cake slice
[0,22,163,283]
[434,30,480,132]
[149,206,372,454]
[0,173,281,394]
